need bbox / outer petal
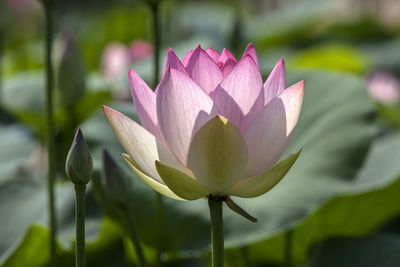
[243,81,304,177]
[123,154,184,201]
[156,67,218,165]
[211,55,264,130]
[206,47,220,63]
[226,149,301,198]
[187,116,248,193]
[129,69,163,141]
[185,46,224,94]
[243,43,259,66]
[181,49,194,67]
[155,161,211,200]
[217,48,237,67]
[103,106,190,182]
[264,58,286,105]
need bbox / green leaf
[0,225,54,267]
[288,43,367,73]
[304,234,400,267]
[0,218,133,267]
[0,125,35,183]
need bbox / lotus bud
[102,150,132,204]
[56,32,86,107]
[66,128,93,185]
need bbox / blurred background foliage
[1,0,400,266]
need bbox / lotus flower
[103,44,304,201]
[366,72,400,105]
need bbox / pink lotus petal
[264,59,286,105]
[243,80,304,177]
[221,58,237,77]
[217,48,237,68]
[181,49,194,67]
[163,48,188,75]
[129,69,163,141]
[185,46,224,94]
[243,43,259,66]
[206,47,220,63]
[211,55,264,130]
[156,67,218,165]
[103,106,190,183]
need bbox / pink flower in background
[7,0,40,16]
[101,40,153,81]
[101,42,130,81]
[367,72,400,105]
[103,44,304,200]
[129,40,153,62]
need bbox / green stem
[120,206,148,267]
[0,38,3,106]
[43,2,57,266]
[155,192,164,263]
[149,1,164,262]
[74,185,86,267]
[150,1,161,88]
[208,197,224,267]
[284,229,293,267]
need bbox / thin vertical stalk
[74,185,86,267]
[121,207,148,267]
[43,2,57,266]
[155,192,164,263]
[149,1,164,262]
[284,229,293,267]
[0,39,3,106]
[208,198,224,267]
[150,1,161,89]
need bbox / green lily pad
[304,234,400,267]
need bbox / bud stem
[208,197,224,267]
[120,206,148,267]
[42,1,57,266]
[74,184,86,267]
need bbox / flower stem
[120,206,148,267]
[0,39,3,106]
[155,192,164,263]
[74,184,86,267]
[150,0,161,88]
[208,197,224,267]
[149,1,164,262]
[284,229,293,267]
[43,2,57,266]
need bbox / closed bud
[56,32,86,108]
[102,150,132,204]
[66,129,93,185]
